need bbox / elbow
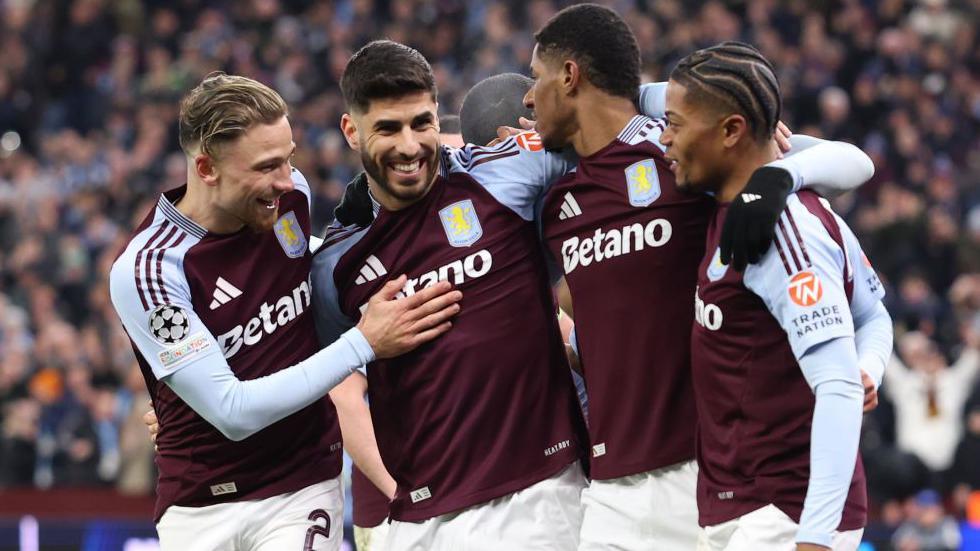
[840,142,875,184]
[212,418,260,442]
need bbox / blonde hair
[178,72,288,158]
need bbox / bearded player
[109,73,461,550]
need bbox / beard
[360,146,440,205]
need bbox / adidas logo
[741,193,762,203]
[355,255,387,285]
[558,192,583,220]
[209,277,243,310]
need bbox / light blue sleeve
[443,136,576,221]
[109,232,372,442]
[291,168,313,216]
[743,197,855,359]
[165,327,373,441]
[310,225,369,347]
[638,82,668,118]
[767,135,874,197]
[796,337,864,548]
[854,302,893,389]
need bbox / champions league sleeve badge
[274,211,308,258]
[149,304,190,344]
[625,159,661,207]
[439,199,483,247]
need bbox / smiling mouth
[388,158,424,178]
[257,197,279,210]
[664,156,679,173]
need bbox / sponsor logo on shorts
[788,271,823,307]
[210,482,238,496]
[592,443,607,458]
[410,486,432,503]
[717,491,734,500]
[158,332,212,370]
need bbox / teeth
[392,160,420,173]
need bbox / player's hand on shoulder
[720,165,794,271]
[358,275,463,359]
[772,120,792,159]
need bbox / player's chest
[184,210,314,348]
[338,190,537,316]
[543,171,709,279]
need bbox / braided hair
[670,42,781,143]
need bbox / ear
[194,154,219,186]
[562,60,581,96]
[721,114,750,148]
[340,113,360,151]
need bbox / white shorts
[156,477,344,551]
[383,462,587,551]
[354,519,391,551]
[579,459,701,550]
[698,504,864,551]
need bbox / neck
[716,143,778,203]
[568,89,638,157]
[174,173,244,233]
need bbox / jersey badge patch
[149,304,190,344]
[274,211,307,258]
[788,271,823,307]
[624,159,661,207]
[706,247,729,282]
[514,131,543,151]
[439,199,483,247]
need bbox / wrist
[342,327,376,367]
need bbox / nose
[523,87,535,110]
[659,128,672,147]
[395,126,422,158]
[274,164,295,193]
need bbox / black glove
[333,172,374,227]
[720,166,793,271]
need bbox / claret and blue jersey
[311,135,588,523]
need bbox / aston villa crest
[625,159,661,207]
[439,199,483,247]
[274,211,307,258]
[706,247,729,282]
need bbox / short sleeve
[743,197,855,360]
[443,133,576,221]
[109,247,223,380]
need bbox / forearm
[797,338,864,547]
[166,328,374,441]
[854,302,893,388]
[330,377,397,499]
[768,135,874,197]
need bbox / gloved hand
[720,166,793,271]
[333,172,374,227]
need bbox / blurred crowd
[0,0,977,547]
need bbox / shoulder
[312,222,372,279]
[110,214,199,314]
[444,132,573,180]
[291,168,312,203]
